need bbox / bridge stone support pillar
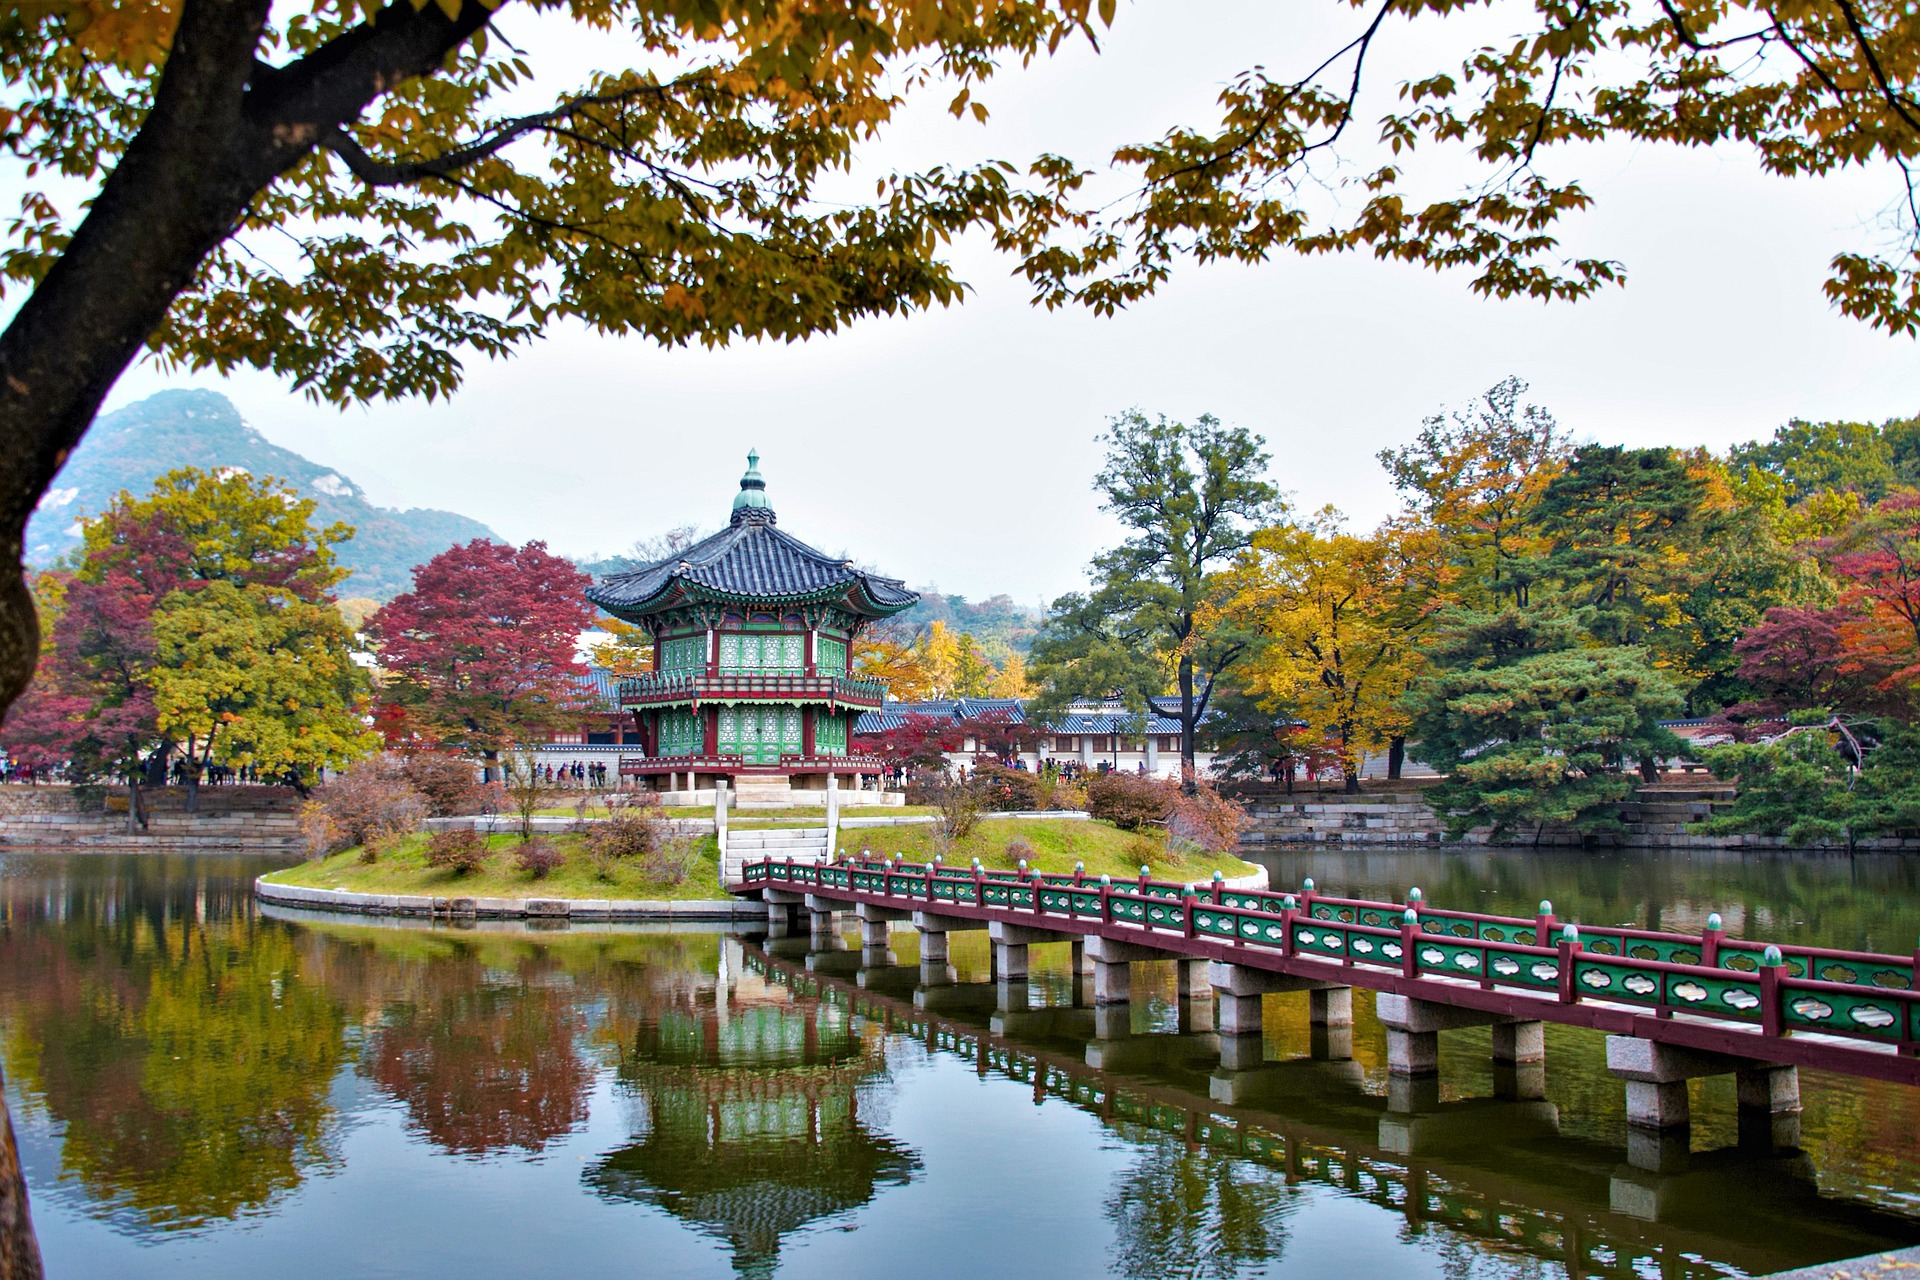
[1208,963,1345,1044]
[987,921,1074,987]
[1376,994,1541,1078]
[1177,958,1211,1000]
[1085,935,1169,1006]
[1737,1065,1803,1150]
[996,942,1030,981]
[1606,1036,1801,1171]
[1309,986,1352,1028]
[762,888,806,937]
[1070,940,1094,977]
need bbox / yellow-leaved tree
[1216,513,1454,793]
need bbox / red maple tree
[369,541,595,764]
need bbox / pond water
[4,846,1920,1279]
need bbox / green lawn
[832,817,1260,883]
[261,816,1259,901]
[528,803,936,819]
[262,831,725,900]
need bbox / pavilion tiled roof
[852,696,1192,737]
[586,453,918,621]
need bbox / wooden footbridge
[734,854,1920,1158]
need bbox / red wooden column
[802,706,816,757]
[703,706,719,756]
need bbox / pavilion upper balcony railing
[617,753,885,776]
[617,671,888,709]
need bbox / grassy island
[260,816,1261,903]
[261,831,726,901]
[833,818,1259,883]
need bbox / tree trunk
[1177,653,1197,794]
[0,1061,41,1280]
[1344,768,1361,795]
[0,7,496,1275]
[126,772,144,835]
[1387,735,1405,781]
[184,738,201,815]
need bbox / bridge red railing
[736,855,1920,1060]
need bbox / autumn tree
[851,635,934,703]
[987,651,1034,698]
[1008,0,1920,339]
[147,581,376,790]
[1731,605,1907,719]
[1379,377,1568,607]
[1219,514,1451,792]
[369,540,595,773]
[1031,412,1280,780]
[586,616,654,678]
[5,468,353,814]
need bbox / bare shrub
[400,752,485,817]
[1086,773,1177,832]
[515,837,565,879]
[1004,837,1035,865]
[424,827,489,874]
[312,759,428,854]
[298,799,338,861]
[639,833,703,886]
[583,807,662,862]
[1166,773,1252,855]
[501,748,555,840]
[358,827,405,865]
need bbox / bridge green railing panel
[734,855,1920,1053]
[1780,982,1911,1041]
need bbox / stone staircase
[722,825,830,882]
[1618,780,1737,842]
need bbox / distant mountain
[25,389,498,601]
[875,590,1043,654]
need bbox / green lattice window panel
[658,710,702,757]
[817,636,847,673]
[815,711,849,756]
[719,631,805,673]
[660,635,707,672]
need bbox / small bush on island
[1004,836,1035,864]
[515,837,564,879]
[310,759,428,855]
[1086,773,1176,831]
[583,806,662,861]
[399,752,486,817]
[424,827,489,874]
[1167,775,1252,855]
[640,833,702,886]
[970,762,1043,812]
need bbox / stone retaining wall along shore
[1240,782,1920,851]
[0,784,305,852]
[254,877,765,921]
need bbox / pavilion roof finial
[730,448,774,525]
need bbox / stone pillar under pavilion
[586,451,917,805]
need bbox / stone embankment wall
[1238,781,1920,851]
[0,785,305,852]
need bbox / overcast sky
[88,0,1920,609]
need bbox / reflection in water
[362,956,591,1156]
[1105,1139,1295,1280]
[1,850,1919,1278]
[0,855,344,1231]
[587,973,918,1278]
